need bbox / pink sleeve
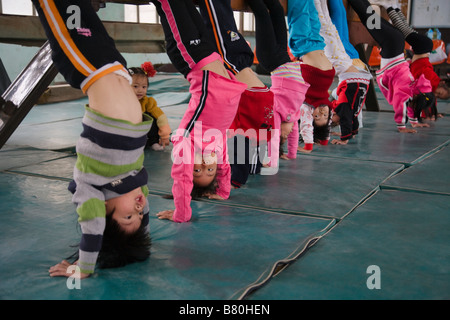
[287,120,299,159]
[215,163,231,199]
[215,139,231,199]
[414,73,433,94]
[170,137,194,223]
[393,86,415,128]
[266,109,281,168]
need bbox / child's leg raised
[32,0,142,123]
[347,0,404,59]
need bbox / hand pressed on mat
[49,260,90,279]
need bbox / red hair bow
[141,61,156,77]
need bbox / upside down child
[33,0,153,278]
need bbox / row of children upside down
[32,0,448,279]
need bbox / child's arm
[331,102,353,142]
[156,114,171,147]
[286,120,299,159]
[143,96,172,146]
[49,178,102,279]
[409,73,433,128]
[71,180,107,275]
[49,260,90,279]
[214,163,231,200]
[229,135,251,189]
[298,104,314,152]
[210,143,231,200]
[161,136,194,223]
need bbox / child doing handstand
[327,0,369,71]
[313,0,372,145]
[347,0,435,133]
[151,0,247,222]
[247,0,311,160]
[33,0,153,278]
[200,0,311,173]
[287,0,336,153]
[129,63,172,150]
[385,5,448,119]
[197,0,275,188]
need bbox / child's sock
[387,7,416,38]
[394,8,407,22]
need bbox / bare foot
[398,128,417,133]
[331,139,348,145]
[411,122,430,128]
[297,146,312,153]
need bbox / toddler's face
[312,105,330,126]
[105,187,146,233]
[331,112,340,125]
[131,75,148,100]
[193,152,218,187]
[435,86,449,100]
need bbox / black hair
[410,91,436,122]
[128,67,147,77]
[161,177,218,200]
[191,177,218,199]
[313,105,332,143]
[97,215,151,269]
[69,216,151,269]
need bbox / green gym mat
[311,111,450,165]
[1,72,449,301]
[147,73,190,95]
[0,172,333,300]
[381,144,450,195]
[225,155,403,219]
[0,146,72,171]
[6,148,404,220]
[247,189,450,300]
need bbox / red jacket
[410,57,441,92]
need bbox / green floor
[0,73,449,300]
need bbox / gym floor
[0,73,449,300]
